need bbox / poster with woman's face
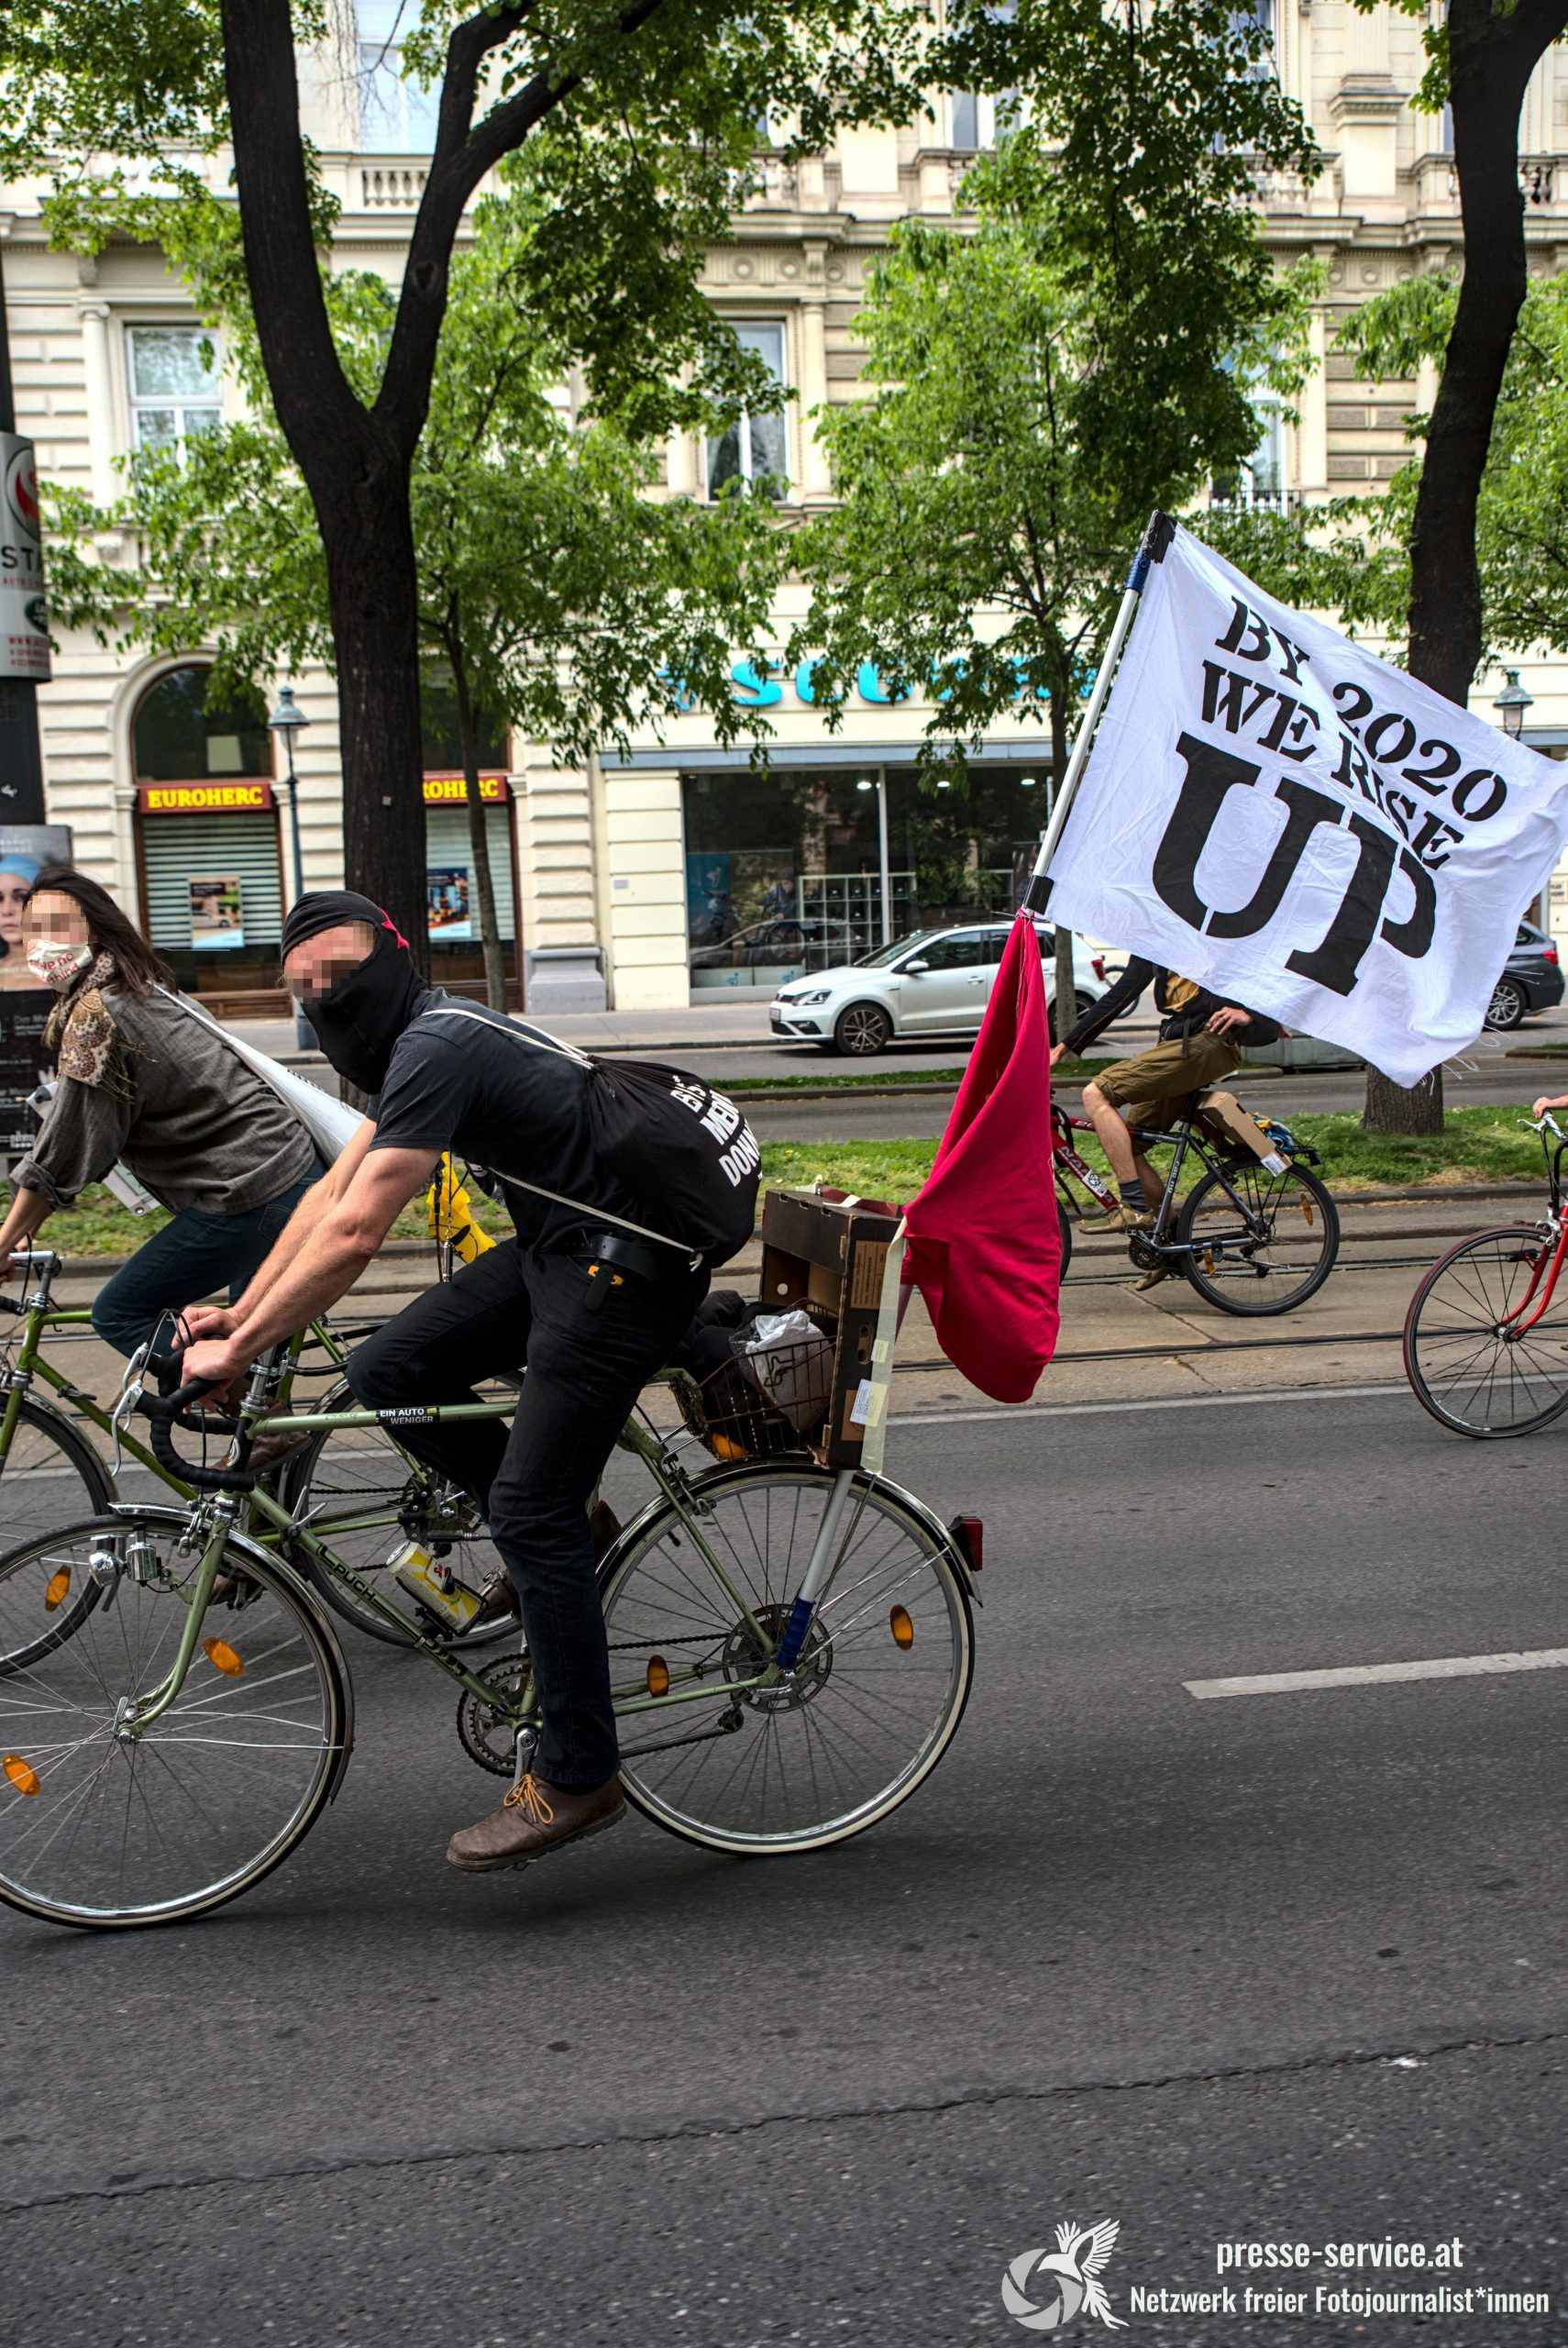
[0,825,71,992]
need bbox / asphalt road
[4,1389,1567,2345]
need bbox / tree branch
[376,0,671,449]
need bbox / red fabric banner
[901,913,1062,1402]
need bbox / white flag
[1047,525,1568,1086]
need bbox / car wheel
[1485,976,1528,1032]
[834,1002,892,1056]
[1074,990,1096,1024]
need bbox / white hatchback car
[769,922,1106,1056]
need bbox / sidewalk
[227,997,785,1068]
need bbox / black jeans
[346,1237,709,1789]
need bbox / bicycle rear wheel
[602,1464,974,1856]
[1404,1225,1568,1438]
[0,1516,349,1931]
[1176,1160,1340,1315]
[0,1400,116,1668]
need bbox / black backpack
[429,1006,760,1267]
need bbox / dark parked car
[1485,919,1564,1030]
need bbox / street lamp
[1493,667,1533,740]
[856,768,893,946]
[267,684,313,1048]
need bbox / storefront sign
[138,781,276,814]
[669,658,1051,716]
[422,773,510,804]
[0,434,50,684]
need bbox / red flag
[902,912,1061,1402]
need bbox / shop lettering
[669,658,1050,714]
[141,784,271,813]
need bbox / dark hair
[25,866,171,995]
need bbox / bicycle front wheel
[1404,1225,1568,1438]
[0,1516,349,1931]
[1176,1160,1340,1315]
[0,1399,116,1669]
[602,1464,974,1856]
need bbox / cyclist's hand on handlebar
[1532,1092,1568,1121]
[181,1335,248,1399]
[181,1303,238,1344]
[1049,1041,1067,1069]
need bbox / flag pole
[1021,509,1175,914]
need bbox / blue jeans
[90,1167,325,1357]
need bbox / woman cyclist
[0,867,323,1355]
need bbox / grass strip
[17,1103,1551,1261]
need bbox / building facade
[5,2,1567,1010]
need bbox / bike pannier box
[1199,1091,1292,1168]
[758,1188,901,1468]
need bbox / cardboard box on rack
[758,1188,901,1468]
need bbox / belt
[558,1226,685,1285]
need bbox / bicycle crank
[457,1651,536,1778]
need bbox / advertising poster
[0,822,70,993]
[426,865,471,939]
[189,874,245,950]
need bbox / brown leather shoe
[446,1772,625,1872]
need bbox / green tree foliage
[46,159,781,1006]
[793,96,1320,790]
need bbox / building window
[132,663,272,781]
[950,90,1023,150]
[127,327,221,454]
[708,323,789,496]
[358,0,441,151]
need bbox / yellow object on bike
[428,1153,494,1263]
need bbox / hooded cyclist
[181,892,724,1877]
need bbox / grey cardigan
[14,986,319,1216]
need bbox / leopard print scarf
[45,953,138,1099]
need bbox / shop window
[133,664,271,782]
[708,323,789,496]
[127,327,222,455]
[133,665,282,991]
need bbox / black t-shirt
[368,991,646,1249]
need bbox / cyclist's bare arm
[182,1143,439,1388]
[0,1184,54,1278]
[182,1115,380,1342]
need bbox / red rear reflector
[949,1513,984,1572]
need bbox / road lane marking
[1186,1647,1568,1700]
[890,1381,1407,1428]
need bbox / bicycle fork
[773,1468,856,1675]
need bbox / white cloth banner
[1046,526,1568,1086]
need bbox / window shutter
[141,813,282,949]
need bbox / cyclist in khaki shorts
[1051,956,1282,1230]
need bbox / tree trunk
[1361,0,1568,1135]
[452,654,509,1012]
[318,482,431,962]
[1364,1066,1445,1136]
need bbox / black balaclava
[281,890,427,1094]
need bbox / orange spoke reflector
[3,1754,39,1797]
[1302,1201,1314,1224]
[889,1605,914,1650]
[203,1637,244,1678]
[43,1567,71,1612]
[646,1655,670,1698]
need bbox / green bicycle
[0,1336,979,1930]
[0,1246,515,1656]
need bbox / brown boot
[446,1772,624,1872]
